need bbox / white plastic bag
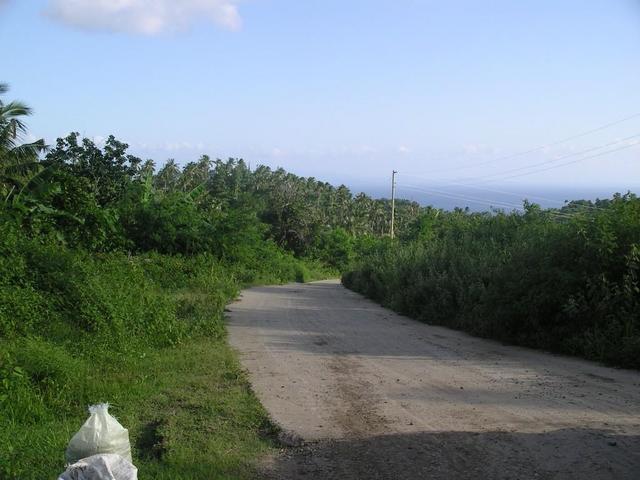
[58,453,137,480]
[66,404,132,464]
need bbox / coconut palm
[0,83,47,201]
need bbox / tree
[44,133,141,206]
[0,83,47,202]
[155,159,181,192]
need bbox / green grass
[1,337,276,479]
[0,240,333,479]
[134,339,276,478]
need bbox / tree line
[1,85,421,268]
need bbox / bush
[0,224,330,479]
[344,195,640,368]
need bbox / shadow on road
[265,428,640,480]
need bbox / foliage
[344,195,640,368]
[1,81,639,478]
[0,83,47,210]
[0,83,337,479]
[310,227,355,271]
[0,217,330,478]
[44,132,142,206]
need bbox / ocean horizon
[346,182,640,212]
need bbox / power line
[454,133,640,184]
[442,181,611,213]
[398,183,583,220]
[417,111,640,175]
[391,114,640,216]
[400,174,570,207]
[398,183,525,211]
[404,132,640,186]
[400,138,640,210]
[493,140,640,182]
[400,134,640,209]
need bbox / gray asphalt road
[227,280,640,480]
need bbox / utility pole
[390,170,397,239]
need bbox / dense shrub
[344,195,640,368]
[310,227,355,271]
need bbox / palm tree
[0,83,47,201]
[155,159,181,192]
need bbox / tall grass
[0,223,331,479]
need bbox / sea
[346,182,639,212]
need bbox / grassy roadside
[3,338,277,479]
[132,339,274,479]
[0,239,333,479]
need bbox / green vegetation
[0,242,312,479]
[0,84,343,479]
[2,80,639,478]
[344,199,640,369]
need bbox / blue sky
[1,0,639,206]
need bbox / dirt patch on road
[328,356,388,437]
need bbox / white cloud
[462,143,496,155]
[46,0,242,35]
[342,145,376,155]
[163,141,204,151]
[270,147,285,157]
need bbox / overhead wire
[396,184,582,220]
[399,183,524,211]
[417,111,640,175]
[397,172,615,214]
[398,132,639,214]
[393,112,640,216]
[397,184,595,220]
[488,140,640,182]
[452,133,640,184]
[400,173,564,204]
[403,132,640,187]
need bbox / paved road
[227,280,640,480]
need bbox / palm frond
[13,164,59,205]
[1,101,33,120]
[8,139,47,159]
[0,158,41,177]
[188,183,207,202]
